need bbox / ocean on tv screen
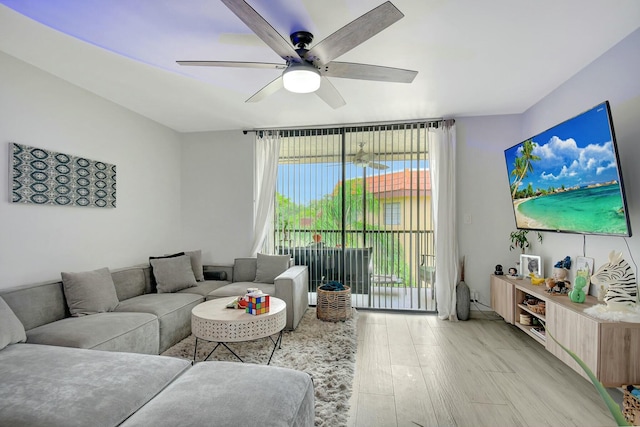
[514,184,628,234]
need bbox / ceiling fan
[177,0,417,109]
[351,142,389,170]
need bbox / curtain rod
[242,117,454,134]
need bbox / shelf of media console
[517,303,546,323]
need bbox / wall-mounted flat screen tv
[504,101,632,236]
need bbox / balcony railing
[275,228,435,311]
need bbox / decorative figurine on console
[552,256,572,288]
[584,251,640,322]
[494,264,503,275]
[545,268,570,295]
[569,274,587,303]
[545,256,571,294]
[591,251,637,310]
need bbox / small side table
[191,297,286,365]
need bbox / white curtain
[428,121,459,320]
[250,131,280,256]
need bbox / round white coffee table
[191,297,286,365]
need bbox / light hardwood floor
[347,309,622,427]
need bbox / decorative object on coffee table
[317,281,351,322]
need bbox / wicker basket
[624,387,640,425]
[317,285,352,322]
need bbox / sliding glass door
[272,123,435,311]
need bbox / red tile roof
[334,169,431,197]
[365,169,431,197]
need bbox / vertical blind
[271,122,436,311]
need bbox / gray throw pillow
[185,250,205,282]
[161,250,204,282]
[254,253,291,284]
[0,296,27,350]
[150,255,198,293]
[61,267,120,317]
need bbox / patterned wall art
[10,142,116,208]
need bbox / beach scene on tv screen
[505,103,629,235]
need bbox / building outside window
[385,202,401,225]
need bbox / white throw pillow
[254,253,291,284]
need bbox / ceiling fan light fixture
[282,62,321,93]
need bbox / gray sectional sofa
[0,253,313,427]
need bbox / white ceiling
[0,0,639,133]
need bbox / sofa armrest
[274,266,309,330]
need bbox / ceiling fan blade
[177,61,286,70]
[306,1,403,65]
[314,77,346,109]
[220,0,300,62]
[323,61,417,83]
[369,162,389,170]
[246,75,284,103]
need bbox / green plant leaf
[541,321,629,426]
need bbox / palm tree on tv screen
[510,139,541,199]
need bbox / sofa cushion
[177,280,229,297]
[0,296,26,350]
[61,267,120,316]
[26,312,159,354]
[0,281,68,330]
[233,258,257,282]
[255,253,291,284]
[0,343,191,427]
[112,266,148,301]
[119,361,315,427]
[207,282,275,300]
[114,293,202,353]
[149,255,197,293]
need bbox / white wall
[456,114,523,305]
[457,28,640,307]
[518,28,640,284]
[0,52,183,287]
[180,130,255,264]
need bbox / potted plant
[509,230,543,253]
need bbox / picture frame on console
[520,254,542,278]
[576,256,596,296]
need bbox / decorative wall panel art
[10,143,116,208]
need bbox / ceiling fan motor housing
[290,31,314,49]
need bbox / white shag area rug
[162,307,358,427]
[584,303,640,322]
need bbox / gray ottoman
[121,361,315,427]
